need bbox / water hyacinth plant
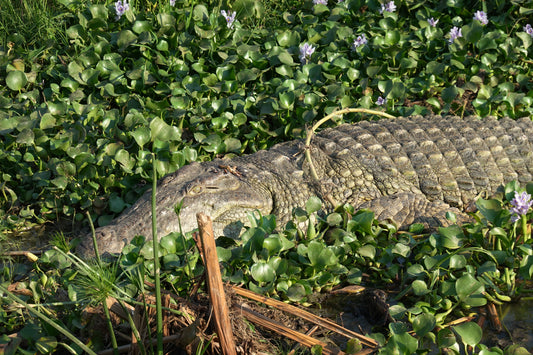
[473,10,489,26]
[352,33,368,49]
[510,191,533,223]
[448,26,463,43]
[379,1,396,14]
[428,17,439,27]
[524,23,533,37]
[299,42,316,64]
[1,0,533,353]
[220,9,236,29]
[114,0,129,20]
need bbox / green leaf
[16,128,34,145]
[35,336,58,353]
[89,4,107,19]
[263,235,282,255]
[250,262,275,283]
[160,234,177,254]
[279,91,295,109]
[109,195,126,213]
[452,322,482,347]
[449,254,467,269]
[51,176,68,189]
[412,313,436,337]
[384,30,401,45]
[357,244,375,259]
[277,30,300,47]
[150,117,172,142]
[308,241,337,268]
[236,69,257,83]
[475,198,502,224]
[193,4,209,21]
[437,328,457,348]
[132,20,152,34]
[456,274,486,307]
[157,13,176,28]
[6,70,27,91]
[436,225,464,249]
[442,86,458,103]
[117,30,138,51]
[326,212,343,226]
[305,196,322,214]
[412,279,430,295]
[131,127,151,147]
[386,332,418,354]
[350,210,375,234]
[464,22,483,43]
[286,283,306,301]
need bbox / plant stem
[0,285,98,355]
[102,301,119,355]
[305,108,395,183]
[151,154,164,354]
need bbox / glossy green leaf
[131,127,151,147]
[286,283,306,301]
[412,279,430,295]
[412,313,436,337]
[453,322,482,347]
[456,274,486,307]
[250,261,275,283]
[279,91,295,109]
[6,70,27,91]
[117,30,138,51]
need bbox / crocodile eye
[188,185,202,195]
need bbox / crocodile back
[315,115,533,209]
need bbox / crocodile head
[77,161,273,258]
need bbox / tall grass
[0,0,70,47]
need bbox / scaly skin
[78,115,533,257]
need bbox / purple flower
[221,10,236,29]
[448,26,462,44]
[428,17,439,27]
[115,0,130,20]
[524,24,533,37]
[352,34,368,49]
[299,43,316,64]
[170,0,175,6]
[473,10,488,25]
[510,191,533,222]
[313,0,328,4]
[376,96,387,106]
[379,1,396,14]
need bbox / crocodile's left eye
[187,184,203,195]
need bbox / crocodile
[77,115,533,257]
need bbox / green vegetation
[1,0,533,353]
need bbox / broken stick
[196,213,237,355]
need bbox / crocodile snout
[77,228,126,259]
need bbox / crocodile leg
[358,192,469,228]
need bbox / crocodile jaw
[78,162,273,258]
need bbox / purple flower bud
[473,10,488,25]
[428,17,439,27]
[510,191,533,222]
[352,34,368,49]
[221,10,236,29]
[448,26,462,44]
[299,43,316,64]
[376,96,387,106]
[379,1,396,14]
[115,0,130,20]
[524,24,533,37]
